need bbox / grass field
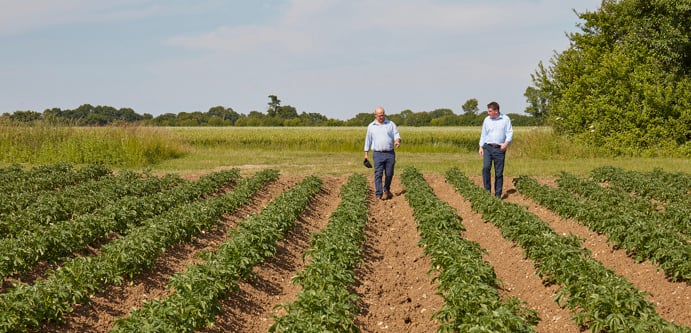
[1,126,689,177]
[156,127,691,178]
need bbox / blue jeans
[482,145,505,198]
[373,151,395,197]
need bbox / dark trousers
[482,145,505,198]
[373,151,395,197]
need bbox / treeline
[0,103,544,127]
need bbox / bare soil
[34,174,691,333]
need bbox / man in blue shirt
[479,101,513,199]
[364,106,401,200]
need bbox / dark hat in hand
[363,158,372,168]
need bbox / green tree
[276,105,298,119]
[207,106,239,125]
[267,95,281,117]
[345,112,374,126]
[527,0,690,156]
[523,83,548,118]
[429,108,454,119]
[405,111,432,126]
[8,110,42,122]
[461,99,479,115]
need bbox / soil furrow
[501,177,691,327]
[354,176,444,333]
[199,176,344,332]
[425,174,581,333]
[40,175,298,333]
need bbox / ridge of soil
[29,173,691,332]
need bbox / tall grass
[0,125,188,167]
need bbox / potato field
[0,163,689,333]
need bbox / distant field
[156,127,690,177]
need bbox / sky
[0,0,602,120]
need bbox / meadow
[1,125,688,177]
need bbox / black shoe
[384,191,393,200]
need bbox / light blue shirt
[364,119,401,151]
[479,113,513,147]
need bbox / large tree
[526,0,690,156]
[461,98,479,115]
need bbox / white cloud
[0,0,205,36]
[166,25,317,55]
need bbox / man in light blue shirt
[364,106,401,200]
[478,101,513,199]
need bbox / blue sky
[0,0,601,120]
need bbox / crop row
[0,170,184,237]
[445,168,687,333]
[402,167,538,332]
[0,169,242,281]
[515,173,690,282]
[0,163,111,216]
[0,169,278,333]
[559,170,689,243]
[591,166,690,237]
[591,166,690,204]
[111,175,322,332]
[270,174,369,333]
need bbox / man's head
[374,106,386,123]
[487,101,500,119]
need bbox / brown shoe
[384,191,393,200]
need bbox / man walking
[479,101,513,199]
[364,106,401,200]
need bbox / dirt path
[354,176,444,332]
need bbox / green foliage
[590,166,691,237]
[402,167,539,332]
[271,174,368,333]
[0,169,241,281]
[462,98,479,114]
[526,0,691,157]
[446,168,689,332]
[0,125,188,166]
[0,169,277,332]
[111,174,320,333]
[516,172,691,282]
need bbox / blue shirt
[479,113,513,147]
[364,119,401,152]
